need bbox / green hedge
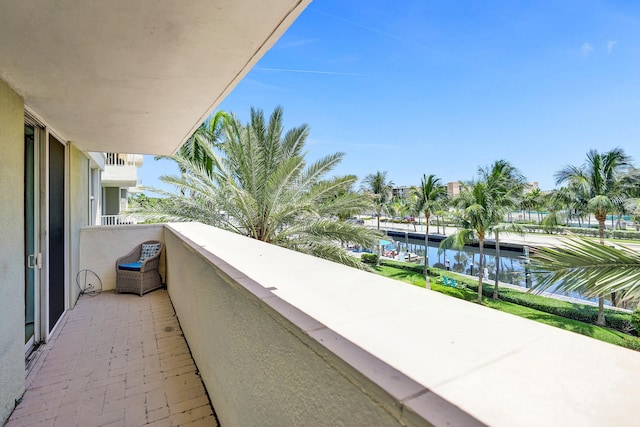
[375,261,635,333]
[361,253,378,264]
[632,309,640,334]
[379,259,422,273]
[462,281,634,333]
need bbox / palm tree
[619,167,640,198]
[519,188,545,223]
[435,205,450,235]
[442,181,499,303]
[480,160,526,299]
[554,148,632,324]
[331,174,371,222]
[411,174,447,289]
[145,106,379,269]
[156,110,230,176]
[388,196,409,221]
[362,171,394,230]
[541,186,576,230]
[519,194,532,222]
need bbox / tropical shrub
[463,282,633,332]
[361,253,378,264]
[632,309,640,334]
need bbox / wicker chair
[115,240,163,296]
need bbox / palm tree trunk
[424,213,430,289]
[493,231,500,299]
[597,296,605,326]
[470,253,475,276]
[596,216,606,326]
[477,238,484,304]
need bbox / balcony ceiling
[0,0,310,155]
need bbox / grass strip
[374,259,633,332]
[374,265,640,351]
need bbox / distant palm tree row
[360,149,640,318]
[363,160,527,302]
[363,150,640,237]
[144,106,640,318]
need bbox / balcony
[102,153,143,188]
[11,223,640,426]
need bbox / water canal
[385,231,534,288]
[380,231,603,305]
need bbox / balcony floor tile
[7,290,217,427]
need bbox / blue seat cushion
[118,262,142,271]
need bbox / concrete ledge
[163,222,639,426]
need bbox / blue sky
[139,0,640,192]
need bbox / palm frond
[530,236,640,302]
[148,106,373,270]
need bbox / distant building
[100,153,144,225]
[447,181,463,199]
[391,185,413,199]
[524,182,539,193]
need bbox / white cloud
[255,67,365,77]
[277,38,319,49]
[607,40,618,54]
[581,42,594,57]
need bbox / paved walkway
[365,218,640,250]
[6,290,217,427]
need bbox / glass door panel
[24,124,37,350]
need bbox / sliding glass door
[48,135,65,332]
[24,123,40,354]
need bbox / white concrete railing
[104,152,142,167]
[79,223,640,426]
[100,215,138,226]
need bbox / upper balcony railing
[105,153,143,167]
[99,214,138,226]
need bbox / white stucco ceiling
[0,0,310,155]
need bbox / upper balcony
[102,153,144,188]
[15,222,634,426]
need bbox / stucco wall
[78,224,165,291]
[69,145,90,305]
[164,225,432,427]
[0,79,26,424]
[164,222,640,427]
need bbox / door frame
[24,109,70,347]
[24,113,44,355]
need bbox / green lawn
[374,265,640,351]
